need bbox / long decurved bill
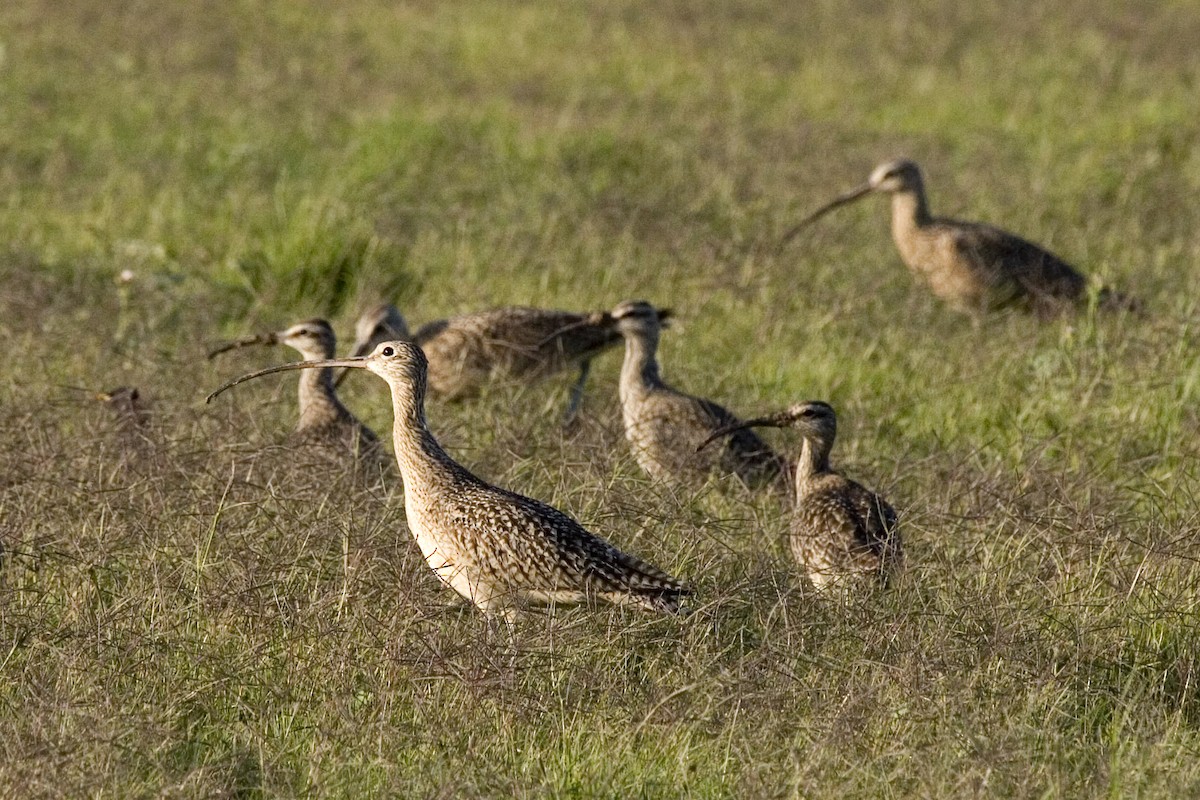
[696,412,791,453]
[778,182,874,249]
[207,333,277,360]
[207,357,367,404]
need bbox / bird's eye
[382,346,394,357]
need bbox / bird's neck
[388,390,463,489]
[794,436,832,495]
[620,332,665,401]
[296,365,345,429]
[890,186,932,238]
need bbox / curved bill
[696,412,790,453]
[777,182,874,250]
[207,333,277,360]
[207,357,366,404]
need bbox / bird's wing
[949,222,1085,301]
[842,480,900,554]
[805,475,898,557]
[448,486,687,596]
[416,308,610,367]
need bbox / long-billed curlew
[208,340,689,625]
[208,319,391,478]
[700,401,901,589]
[348,303,644,423]
[613,300,787,490]
[784,159,1136,316]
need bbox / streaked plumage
[208,319,390,478]
[207,340,689,623]
[787,159,1136,316]
[614,301,786,490]
[701,401,901,589]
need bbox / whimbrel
[784,159,1135,316]
[700,401,901,589]
[208,340,689,625]
[367,304,636,422]
[613,301,787,490]
[208,319,391,478]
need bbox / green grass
[2,0,1200,795]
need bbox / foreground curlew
[353,304,638,422]
[208,319,391,478]
[208,340,689,625]
[613,301,787,490]
[700,401,902,590]
[784,159,1135,316]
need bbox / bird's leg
[561,360,591,429]
[482,608,520,676]
[483,607,519,647]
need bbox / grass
[2,0,1200,795]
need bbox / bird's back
[906,217,1086,312]
[414,307,620,398]
[624,383,785,488]
[404,467,688,613]
[793,472,901,588]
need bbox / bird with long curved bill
[208,340,691,629]
[782,159,1137,317]
[699,401,902,590]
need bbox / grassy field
[2,0,1200,796]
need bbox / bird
[699,401,902,590]
[207,339,690,627]
[347,304,637,423]
[783,158,1136,316]
[208,319,391,479]
[612,300,788,490]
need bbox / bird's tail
[631,584,692,615]
[615,553,692,615]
